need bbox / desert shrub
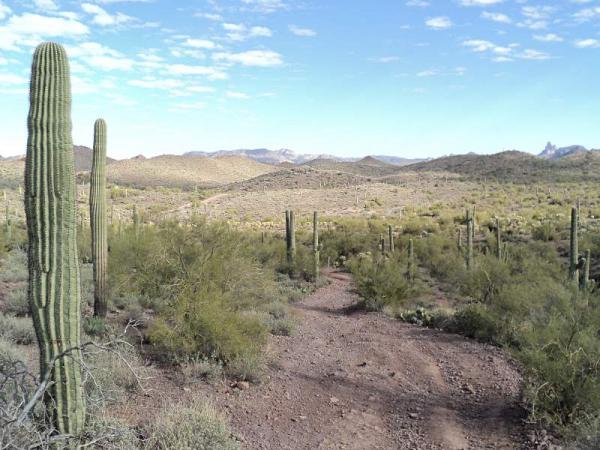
[148,289,267,366]
[83,316,109,337]
[80,415,140,449]
[85,343,148,411]
[0,248,27,283]
[223,352,264,383]
[180,356,223,383]
[146,398,239,450]
[5,286,29,316]
[0,313,35,345]
[348,253,417,311]
[532,221,558,242]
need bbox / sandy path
[214,270,527,449]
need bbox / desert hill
[302,157,401,178]
[402,150,600,182]
[107,154,277,188]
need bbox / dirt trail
[215,270,527,449]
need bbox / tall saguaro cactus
[25,42,85,436]
[313,211,319,281]
[90,119,108,317]
[583,249,591,290]
[569,207,579,284]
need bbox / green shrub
[348,253,417,311]
[148,289,267,366]
[83,316,109,337]
[146,398,239,450]
[0,249,27,283]
[180,356,223,384]
[80,415,140,449]
[5,287,29,316]
[0,313,35,345]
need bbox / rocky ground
[209,270,530,449]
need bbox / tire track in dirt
[212,270,527,449]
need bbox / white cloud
[289,25,316,37]
[417,69,437,77]
[195,12,222,21]
[223,23,272,41]
[459,0,503,5]
[171,102,206,110]
[187,85,215,93]
[0,13,89,50]
[481,12,511,23]
[226,91,249,99]
[183,38,217,49]
[87,55,135,70]
[165,64,228,79]
[213,50,283,67]
[376,56,400,63]
[0,1,11,20]
[573,7,600,22]
[33,0,58,11]
[406,1,430,7]
[519,49,550,60]
[425,16,452,29]
[129,78,184,89]
[534,33,563,42]
[81,3,134,26]
[240,0,286,13]
[574,38,600,48]
[0,73,27,84]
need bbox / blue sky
[1,0,600,159]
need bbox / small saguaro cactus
[313,211,319,281]
[496,218,502,260]
[380,234,385,256]
[90,119,108,317]
[457,228,463,252]
[388,225,394,253]
[569,207,579,284]
[285,210,296,270]
[466,217,473,270]
[406,238,415,281]
[583,249,593,290]
[25,42,85,436]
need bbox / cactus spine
[25,42,85,436]
[388,225,394,252]
[569,207,579,284]
[313,211,319,281]
[90,119,108,317]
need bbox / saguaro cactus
[496,218,502,260]
[285,210,296,270]
[25,42,85,436]
[388,225,394,252]
[406,238,414,281]
[569,207,579,284]
[313,211,319,281]
[90,119,108,317]
[457,228,463,252]
[466,217,473,270]
[583,249,592,290]
[380,234,385,256]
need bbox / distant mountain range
[538,142,599,160]
[184,148,427,166]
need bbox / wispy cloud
[213,50,283,67]
[425,16,452,29]
[289,25,316,37]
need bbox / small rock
[236,381,250,390]
[330,397,339,404]
[408,413,419,420]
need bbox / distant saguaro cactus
[25,42,85,436]
[466,217,473,270]
[285,210,296,271]
[406,238,414,281]
[496,218,502,260]
[457,228,462,252]
[569,207,579,284]
[388,225,394,252]
[313,211,319,281]
[380,234,385,256]
[90,119,108,317]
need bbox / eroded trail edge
[215,270,527,449]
